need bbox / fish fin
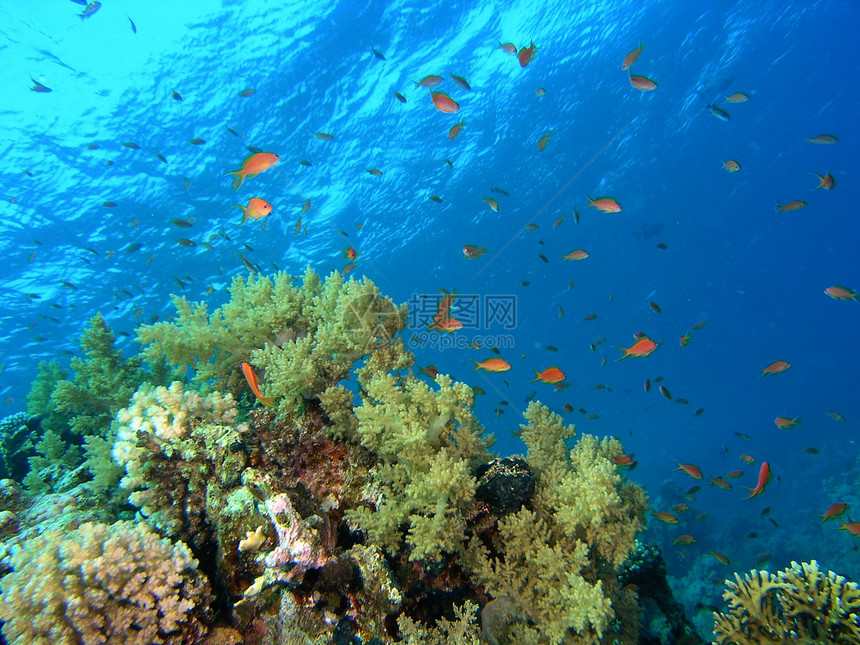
[226,170,244,190]
[614,346,629,361]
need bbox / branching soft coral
[327,342,494,562]
[465,402,646,644]
[136,268,407,416]
[714,560,860,644]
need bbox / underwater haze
[1,0,859,637]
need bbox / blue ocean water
[1,0,859,633]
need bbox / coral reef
[0,520,212,644]
[713,559,860,644]
[465,402,647,644]
[136,268,408,415]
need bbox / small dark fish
[802,447,820,455]
[240,254,255,272]
[30,78,52,93]
[123,142,140,149]
[564,403,574,412]
[644,379,650,392]
[173,275,187,288]
[769,518,779,528]
[545,345,558,352]
[659,385,672,400]
[126,242,142,253]
[70,0,87,4]
[525,391,537,402]
[584,314,597,321]
[153,152,167,163]
[371,45,386,60]
[299,160,312,166]
[79,2,101,20]
[451,74,471,90]
[707,103,731,122]
[61,281,77,290]
[473,386,485,395]
[491,187,510,196]
[294,217,302,234]
[243,242,254,251]
[747,532,758,539]
[653,376,664,382]
[86,143,99,149]
[102,201,117,207]
[538,253,548,263]
[694,408,705,416]
[128,16,137,33]
[649,301,661,313]
[189,138,205,145]
[172,91,182,101]
[525,223,539,231]
[393,91,407,103]
[657,242,668,249]
[573,208,580,224]
[226,127,241,137]
[734,431,752,440]
[445,159,453,169]
[692,321,707,330]
[238,88,256,97]
[521,281,530,286]
[172,219,192,228]
[429,195,443,203]
[246,145,263,154]
[177,238,196,247]
[676,398,689,404]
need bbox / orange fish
[240,362,276,408]
[449,121,465,139]
[673,503,691,513]
[472,357,511,373]
[824,285,858,301]
[562,249,589,261]
[343,246,358,261]
[675,463,703,479]
[367,168,383,176]
[740,454,755,464]
[679,334,691,347]
[416,75,444,87]
[616,336,658,361]
[723,160,740,172]
[744,462,771,499]
[776,200,808,212]
[807,134,838,144]
[812,172,835,190]
[431,91,460,113]
[774,416,801,429]
[629,75,658,91]
[430,316,463,333]
[759,360,790,378]
[724,92,749,103]
[652,511,679,524]
[673,535,696,546]
[613,454,634,466]
[418,365,439,379]
[837,521,860,536]
[463,245,487,259]
[532,366,566,384]
[538,132,552,151]
[484,197,499,212]
[586,195,622,213]
[821,502,848,523]
[234,197,272,223]
[709,551,730,566]
[517,41,537,67]
[226,152,279,190]
[724,470,744,479]
[621,42,645,71]
[710,477,732,490]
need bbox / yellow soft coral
[714,560,860,644]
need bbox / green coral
[465,402,647,644]
[321,341,493,562]
[136,268,407,416]
[714,560,860,644]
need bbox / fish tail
[530,371,541,382]
[471,361,482,372]
[614,346,629,361]
[743,487,759,500]
[232,204,248,224]
[227,170,244,190]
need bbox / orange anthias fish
[621,42,645,71]
[807,134,838,144]
[532,367,566,384]
[463,245,487,259]
[430,317,463,333]
[240,362,276,408]
[837,521,860,536]
[652,511,679,524]
[675,463,703,479]
[673,535,696,546]
[616,336,658,361]
[776,200,808,212]
[723,160,741,172]
[709,551,730,566]
[484,197,499,212]
[430,91,460,113]
[472,357,512,373]
[586,195,622,213]
[813,173,835,190]
[449,121,465,139]
[562,249,589,261]
[821,502,848,523]
[759,360,790,378]
[518,41,537,67]
[227,152,279,190]
[725,92,750,103]
[343,246,358,261]
[824,286,858,301]
[629,75,658,91]
[774,416,801,429]
[234,197,273,223]
[744,462,771,499]
[538,132,552,151]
